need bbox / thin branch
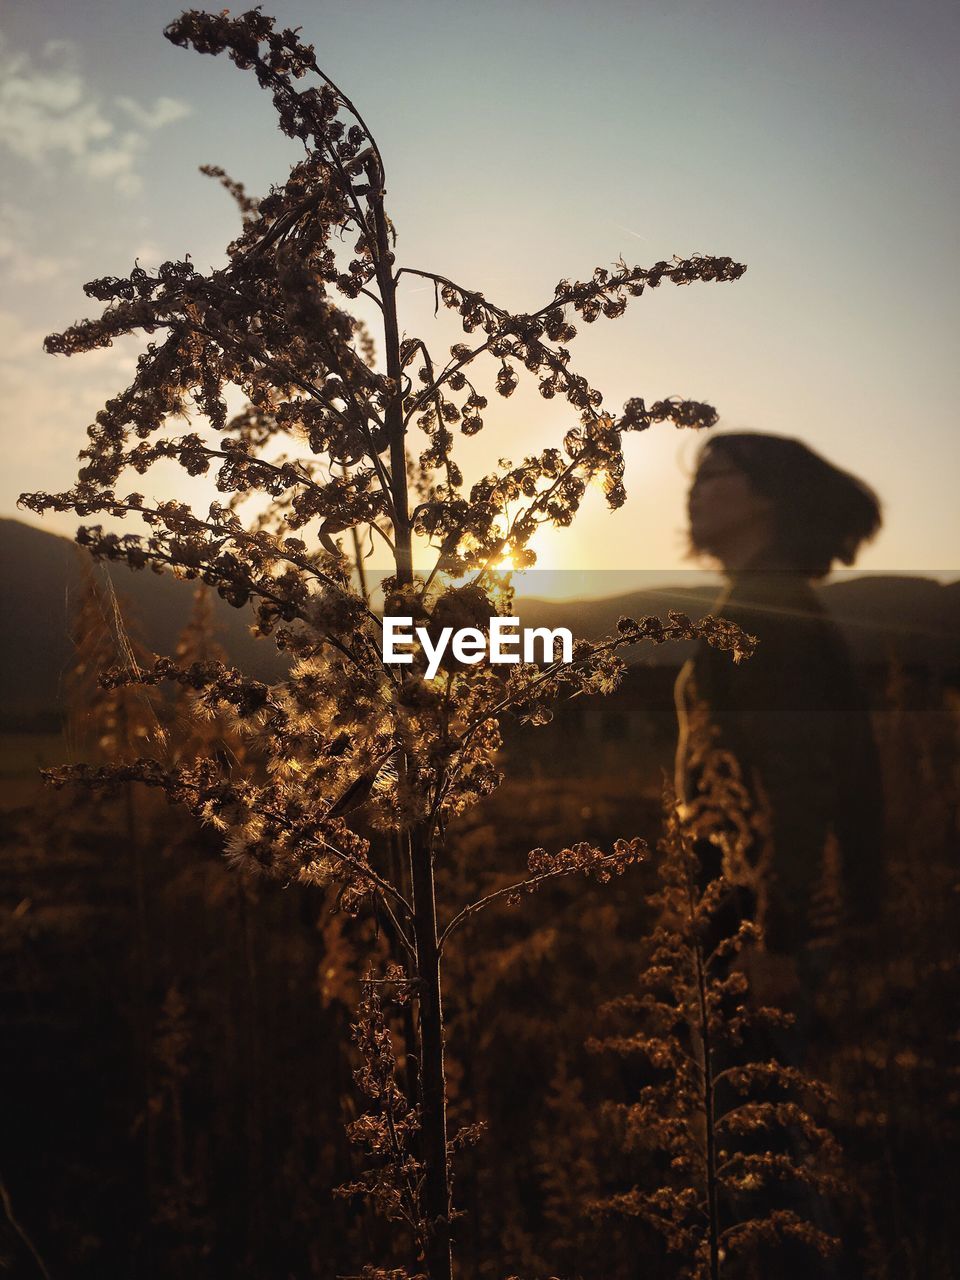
[175,775,415,925]
[0,1177,53,1280]
[437,851,634,953]
[371,889,417,963]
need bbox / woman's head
[687,432,882,579]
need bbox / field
[1,666,957,1278]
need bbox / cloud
[0,32,192,196]
[0,308,142,381]
[0,202,64,283]
[115,95,192,132]
[0,308,47,363]
[0,306,144,510]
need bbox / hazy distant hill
[0,518,285,727]
[515,576,960,668]
[2,518,958,726]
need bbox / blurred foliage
[1,647,957,1277]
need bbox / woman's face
[687,449,774,563]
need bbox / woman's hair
[693,432,882,579]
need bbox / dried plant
[589,789,843,1279]
[19,9,750,1275]
[335,969,426,1251]
[65,561,165,765]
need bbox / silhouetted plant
[589,789,843,1279]
[337,968,423,1237]
[19,9,750,1275]
[66,562,164,765]
[170,586,233,755]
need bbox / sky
[1,0,958,590]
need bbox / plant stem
[410,824,453,1280]
[692,911,721,1280]
[368,163,412,585]
[371,160,452,1276]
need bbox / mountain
[0,518,285,727]
[2,518,958,726]
[514,576,960,669]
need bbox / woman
[675,432,885,967]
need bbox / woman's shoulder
[703,572,853,692]
[724,569,823,615]
[722,572,843,645]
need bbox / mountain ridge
[3,518,957,726]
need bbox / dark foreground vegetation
[5,10,958,1277]
[1,583,957,1278]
